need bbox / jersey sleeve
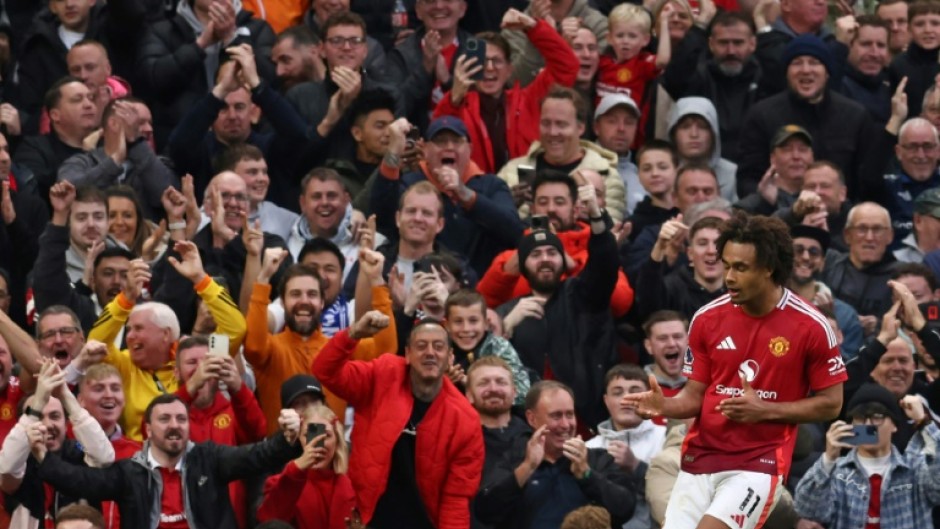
[804,317,847,391]
[683,312,712,386]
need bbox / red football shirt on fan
[680,290,847,477]
[0,377,24,444]
[596,50,659,147]
[158,466,188,529]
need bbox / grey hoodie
[667,97,739,203]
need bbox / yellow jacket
[89,277,247,440]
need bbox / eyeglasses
[220,192,249,203]
[851,413,887,426]
[484,57,507,68]
[793,244,823,257]
[39,326,80,341]
[325,36,366,48]
[900,142,939,153]
[847,225,889,236]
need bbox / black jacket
[37,435,302,529]
[476,431,635,529]
[14,131,83,207]
[31,224,98,332]
[736,89,874,200]
[15,1,145,132]
[839,66,891,128]
[136,10,276,150]
[821,250,898,318]
[662,26,765,163]
[635,259,726,322]
[10,440,93,523]
[753,19,847,97]
[497,223,619,428]
[888,42,940,119]
[0,165,48,328]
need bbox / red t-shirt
[158,467,188,529]
[596,51,659,110]
[680,290,847,476]
[0,377,24,444]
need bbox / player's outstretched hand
[621,374,665,418]
[717,372,766,423]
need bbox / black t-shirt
[370,399,436,529]
[535,154,582,176]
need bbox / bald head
[67,41,111,92]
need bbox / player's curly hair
[716,211,793,286]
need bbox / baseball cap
[594,93,641,121]
[915,188,940,218]
[280,374,324,408]
[770,124,813,149]
[425,116,469,141]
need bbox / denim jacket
[794,423,940,529]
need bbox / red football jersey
[0,377,23,444]
[596,51,659,108]
[680,290,846,477]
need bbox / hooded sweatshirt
[666,97,739,203]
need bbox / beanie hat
[518,229,564,265]
[782,34,833,74]
[846,383,904,427]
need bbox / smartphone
[463,37,487,80]
[414,257,433,275]
[405,127,421,150]
[531,215,550,231]
[306,422,327,446]
[844,424,879,446]
[208,333,230,357]
[517,164,536,186]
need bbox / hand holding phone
[844,424,879,446]
[306,422,327,447]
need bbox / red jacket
[477,222,635,317]
[312,331,484,529]
[257,461,357,529]
[433,19,578,174]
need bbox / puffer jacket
[498,140,627,221]
[477,221,635,318]
[666,97,739,202]
[821,250,897,318]
[433,19,578,174]
[312,330,485,529]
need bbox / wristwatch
[24,406,43,419]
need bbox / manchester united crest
[617,68,632,83]
[769,336,790,358]
[214,413,232,430]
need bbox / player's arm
[757,382,843,423]
[623,376,706,420]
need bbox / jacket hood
[667,96,722,167]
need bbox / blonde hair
[304,404,349,474]
[653,0,694,35]
[609,3,653,32]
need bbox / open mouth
[54,350,69,361]
[441,156,456,167]
[665,352,680,362]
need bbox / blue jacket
[795,423,940,529]
[881,163,940,248]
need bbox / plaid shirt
[795,423,940,529]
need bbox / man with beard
[33,180,133,332]
[787,225,863,361]
[272,26,325,92]
[0,362,114,527]
[586,364,666,529]
[312,312,484,529]
[478,171,634,318]
[466,356,529,473]
[664,11,763,163]
[244,247,396,433]
[476,380,635,529]
[32,393,303,529]
[88,241,247,441]
[496,179,620,435]
[642,311,689,399]
[175,335,266,528]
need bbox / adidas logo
[717,337,737,350]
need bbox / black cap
[280,374,324,408]
[791,225,830,253]
[846,383,904,426]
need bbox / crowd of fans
[0,0,938,527]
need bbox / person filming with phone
[432,8,578,175]
[257,403,356,529]
[795,382,940,529]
